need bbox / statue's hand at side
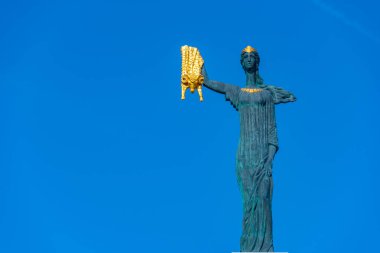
[264,160,273,177]
[264,144,277,177]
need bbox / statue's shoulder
[258,84,297,104]
[258,83,276,89]
[257,83,276,93]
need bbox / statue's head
[240,45,260,73]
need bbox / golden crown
[242,45,257,54]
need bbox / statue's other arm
[265,117,279,176]
[264,144,277,177]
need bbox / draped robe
[222,83,295,252]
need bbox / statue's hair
[240,51,264,85]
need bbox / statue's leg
[236,160,256,252]
[253,173,274,252]
[237,165,274,252]
[263,176,274,252]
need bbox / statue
[180,45,296,252]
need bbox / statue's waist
[237,138,269,152]
[239,131,270,139]
[236,149,269,166]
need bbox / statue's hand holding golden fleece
[180,45,204,102]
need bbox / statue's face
[242,52,256,71]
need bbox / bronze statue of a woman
[201,45,296,252]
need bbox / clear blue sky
[1,1,379,252]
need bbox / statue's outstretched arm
[202,66,236,94]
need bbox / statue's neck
[245,71,257,88]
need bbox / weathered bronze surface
[182,45,296,252]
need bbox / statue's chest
[239,89,272,106]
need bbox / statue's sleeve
[204,80,240,110]
[225,85,240,110]
[266,85,296,104]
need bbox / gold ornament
[241,45,257,54]
[241,88,262,93]
[180,45,204,102]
